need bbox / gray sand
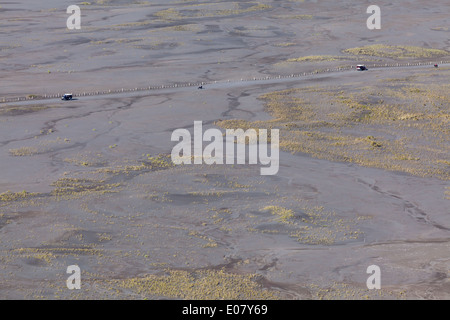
[0,0,449,299]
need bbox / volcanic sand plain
[0,0,449,299]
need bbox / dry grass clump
[274,42,296,47]
[0,104,53,116]
[187,230,218,248]
[92,0,112,4]
[289,206,363,245]
[145,154,174,169]
[214,119,277,143]
[287,55,350,63]
[148,24,200,33]
[64,158,104,167]
[308,281,406,300]
[274,14,313,20]
[154,2,271,21]
[262,206,295,224]
[254,203,365,245]
[51,178,121,199]
[111,268,279,299]
[282,44,448,65]
[64,152,108,168]
[9,147,39,156]
[431,27,449,31]
[0,190,38,204]
[343,44,449,59]
[95,154,174,176]
[12,247,102,264]
[216,70,450,180]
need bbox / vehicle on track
[61,93,73,100]
[356,64,367,71]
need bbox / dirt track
[2,62,449,106]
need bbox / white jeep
[356,65,367,71]
[61,93,73,100]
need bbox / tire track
[357,178,450,231]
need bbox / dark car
[61,93,73,100]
